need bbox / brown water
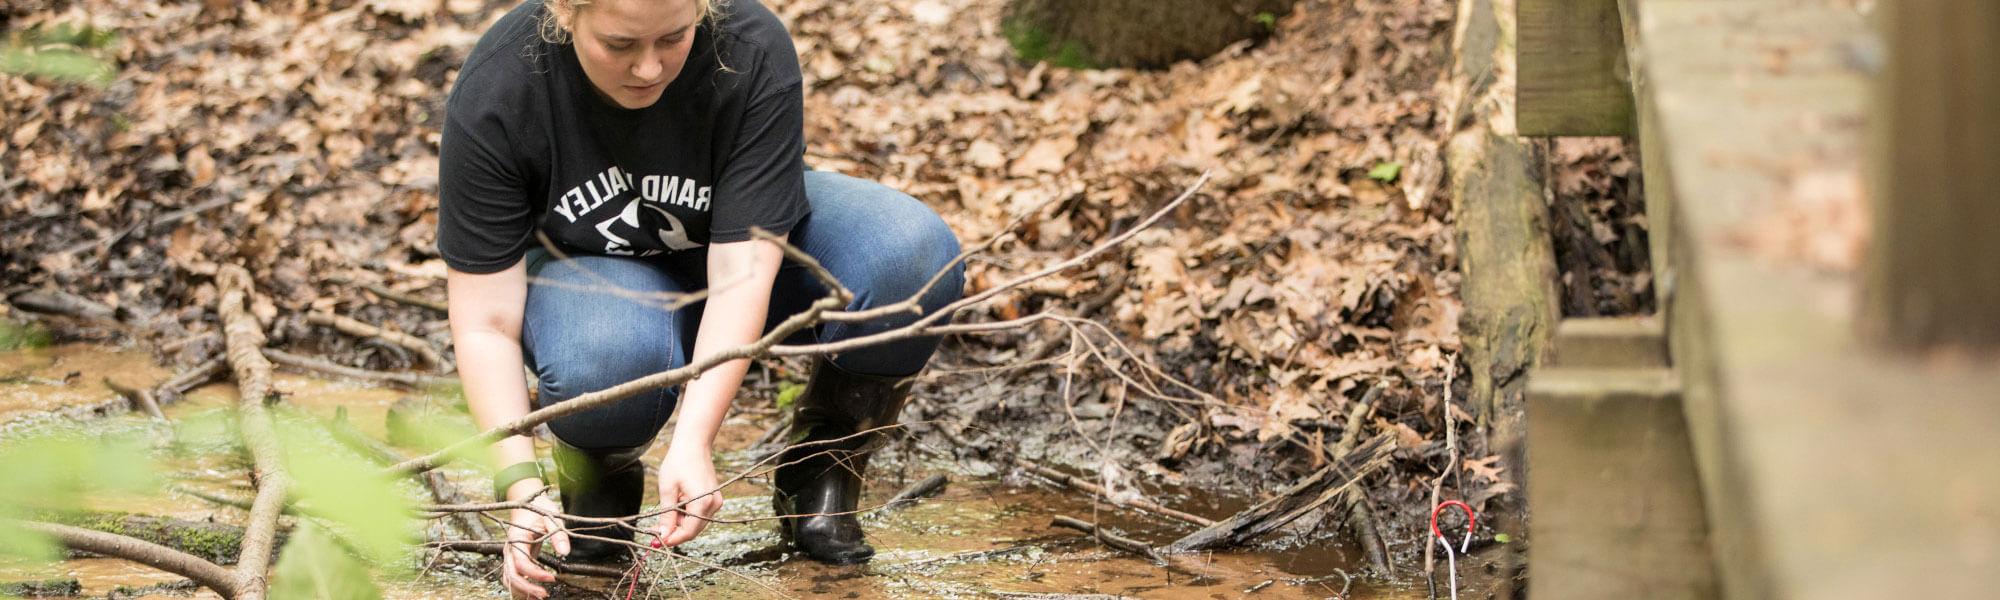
[0,345,1450,599]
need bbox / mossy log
[1004,0,1292,69]
[44,510,267,566]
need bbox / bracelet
[493,460,547,502]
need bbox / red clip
[1430,500,1476,550]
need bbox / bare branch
[217,264,289,600]
[305,311,447,372]
[264,349,455,390]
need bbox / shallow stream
[0,345,1448,599]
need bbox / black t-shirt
[437,0,810,274]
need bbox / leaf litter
[1,0,1514,579]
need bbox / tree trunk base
[1005,0,1292,69]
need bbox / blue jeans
[521,171,965,450]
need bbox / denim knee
[851,201,965,314]
[822,201,964,376]
[536,338,679,449]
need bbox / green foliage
[1003,18,1096,70]
[775,380,806,410]
[169,408,243,458]
[383,395,489,473]
[0,320,53,351]
[1368,161,1404,183]
[269,524,383,600]
[1,23,119,86]
[0,429,160,566]
[272,415,417,566]
[1494,533,1513,544]
[1254,12,1279,30]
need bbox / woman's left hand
[655,444,722,547]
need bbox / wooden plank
[1550,316,1668,368]
[1862,0,2000,349]
[1527,367,1716,599]
[1632,1,2000,598]
[1518,0,1635,136]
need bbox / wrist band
[493,460,547,502]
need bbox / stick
[21,522,239,599]
[156,358,226,405]
[7,289,115,321]
[1050,516,1161,562]
[217,265,288,600]
[321,414,495,542]
[103,377,167,420]
[305,312,447,371]
[264,349,456,389]
[160,332,220,353]
[883,474,948,511]
[1334,392,1392,577]
[1164,435,1394,552]
[361,283,447,313]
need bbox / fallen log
[22,522,240,600]
[41,510,258,565]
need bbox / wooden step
[1527,367,1717,599]
[1549,316,1668,369]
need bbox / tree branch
[217,265,288,600]
[23,522,239,600]
[305,311,446,372]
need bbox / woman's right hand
[502,494,571,600]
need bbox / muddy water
[0,346,1438,599]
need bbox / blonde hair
[539,0,723,45]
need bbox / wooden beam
[1517,0,1635,136]
[1527,367,1716,599]
[1863,0,2000,349]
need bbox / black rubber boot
[772,357,912,565]
[551,439,648,564]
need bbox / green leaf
[269,524,382,600]
[273,416,416,565]
[776,381,806,410]
[0,46,114,86]
[1367,161,1403,183]
[0,429,160,565]
[1495,533,1513,544]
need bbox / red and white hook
[1430,500,1477,600]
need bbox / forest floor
[1,0,1644,595]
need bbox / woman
[436,0,963,596]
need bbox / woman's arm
[446,260,538,479]
[656,236,786,546]
[446,260,570,598]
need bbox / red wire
[624,537,664,600]
[1430,500,1476,543]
